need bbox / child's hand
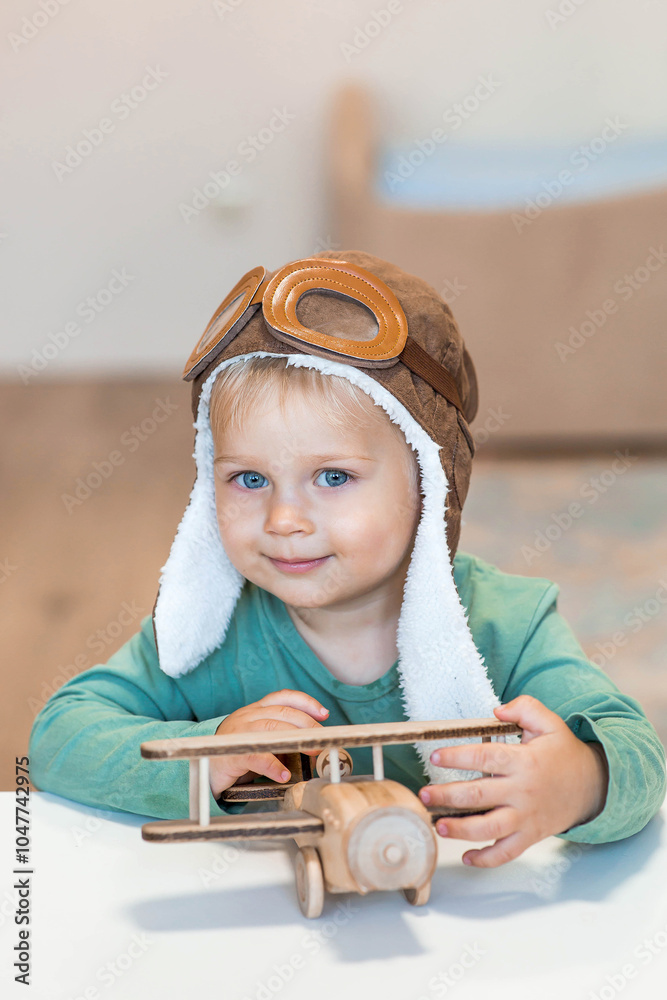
[210,689,329,797]
[418,695,609,868]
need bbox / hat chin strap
[153,352,516,785]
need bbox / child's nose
[265,495,315,534]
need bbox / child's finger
[460,830,527,868]
[419,776,509,811]
[258,688,330,721]
[222,714,328,783]
[242,752,296,784]
[433,805,517,844]
[241,705,330,737]
[494,695,563,741]
[430,741,519,775]
[221,749,296,784]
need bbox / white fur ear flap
[152,479,244,678]
[153,359,243,677]
[154,351,287,677]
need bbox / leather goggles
[182,257,464,415]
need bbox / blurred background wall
[2,0,666,790]
[4,0,667,377]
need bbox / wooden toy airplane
[140,718,521,918]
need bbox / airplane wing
[140,803,497,844]
[141,717,520,760]
[142,809,324,843]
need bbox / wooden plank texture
[141,718,521,759]
[142,809,324,842]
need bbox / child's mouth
[267,555,331,574]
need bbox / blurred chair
[327,82,667,447]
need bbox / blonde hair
[209,355,420,490]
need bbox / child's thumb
[494,695,560,740]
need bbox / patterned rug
[459,454,667,748]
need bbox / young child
[30,251,666,869]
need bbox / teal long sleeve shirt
[29,551,666,844]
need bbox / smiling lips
[267,555,331,574]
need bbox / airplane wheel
[402,881,431,906]
[295,846,324,918]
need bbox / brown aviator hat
[188,249,479,560]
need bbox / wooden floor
[3,379,666,792]
[2,378,196,791]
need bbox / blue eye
[316,469,351,488]
[231,469,354,490]
[234,472,268,490]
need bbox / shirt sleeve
[29,615,247,820]
[500,581,667,844]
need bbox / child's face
[212,386,422,611]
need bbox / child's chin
[271,580,347,610]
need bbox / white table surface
[2,792,667,1000]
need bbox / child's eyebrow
[213,454,377,465]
